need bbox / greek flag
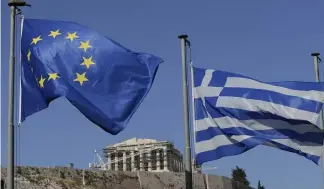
[192,66,324,165]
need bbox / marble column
[163,148,168,171]
[174,156,177,172]
[179,159,182,172]
[181,159,183,171]
[107,153,111,170]
[171,152,175,171]
[147,152,152,171]
[123,151,127,171]
[178,157,181,172]
[115,153,119,171]
[131,150,135,171]
[156,150,160,171]
[174,153,177,172]
[178,158,180,172]
[140,151,144,171]
[178,157,180,172]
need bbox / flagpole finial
[311,52,320,57]
[178,34,188,39]
[8,0,31,7]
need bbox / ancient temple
[103,138,184,172]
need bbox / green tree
[231,166,250,186]
[257,180,265,189]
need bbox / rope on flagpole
[185,38,197,186]
[311,52,324,188]
[186,40,197,170]
[17,13,24,167]
[14,7,22,173]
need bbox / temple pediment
[105,137,168,148]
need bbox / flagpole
[311,52,324,186]
[7,1,30,189]
[7,4,17,189]
[312,53,323,127]
[178,34,193,189]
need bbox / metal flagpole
[178,34,193,189]
[311,52,324,186]
[312,53,323,127]
[7,1,30,189]
[7,4,17,189]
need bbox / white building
[102,138,184,172]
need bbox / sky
[1,1,324,189]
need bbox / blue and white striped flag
[192,66,324,165]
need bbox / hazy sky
[2,1,324,188]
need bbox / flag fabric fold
[20,18,163,135]
[192,66,324,165]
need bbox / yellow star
[80,56,96,69]
[31,35,42,45]
[73,72,89,86]
[39,75,46,88]
[65,32,79,42]
[27,50,31,61]
[48,73,60,81]
[48,29,61,38]
[78,40,92,52]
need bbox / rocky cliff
[1,166,254,189]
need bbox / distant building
[102,138,184,172]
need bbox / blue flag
[192,66,324,165]
[20,18,163,135]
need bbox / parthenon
[103,138,184,172]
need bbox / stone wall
[1,166,254,189]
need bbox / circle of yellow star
[31,35,42,45]
[27,50,31,61]
[73,72,89,86]
[81,56,96,69]
[49,29,61,38]
[39,75,46,88]
[48,73,60,81]
[65,32,79,42]
[79,40,92,52]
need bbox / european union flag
[20,18,163,135]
